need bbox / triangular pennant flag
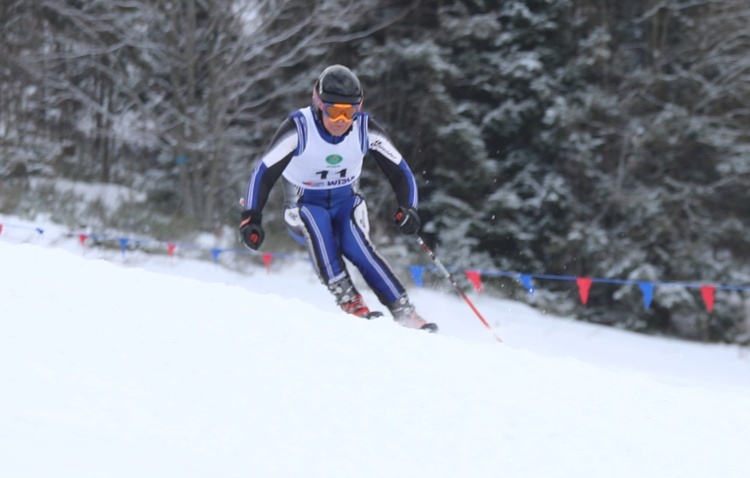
[576,277,593,305]
[211,248,222,263]
[167,243,177,264]
[119,238,129,258]
[465,270,482,293]
[519,274,535,296]
[410,266,424,288]
[262,253,273,274]
[638,282,654,309]
[79,234,88,255]
[700,285,716,312]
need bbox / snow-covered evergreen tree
[4,0,750,342]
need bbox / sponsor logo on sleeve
[370,139,399,161]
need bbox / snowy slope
[1,234,750,478]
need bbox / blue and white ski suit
[244,107,419,307]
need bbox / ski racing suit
[243,106,418,309]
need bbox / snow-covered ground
[1,217,749,478]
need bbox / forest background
[2,0,750,343]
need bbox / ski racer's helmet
[313,64,363,106]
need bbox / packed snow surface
[1,224,749,478]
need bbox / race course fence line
[0,221,737,312]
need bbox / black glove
[239,209,264,250]
[394,206,420,235]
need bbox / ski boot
[389,296,438,333]
[328,275,383,319]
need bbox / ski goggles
[322,103,361,122]
[313,89,361,122]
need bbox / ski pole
[415,235,503,343]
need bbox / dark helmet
[313,65,363,104]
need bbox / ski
[355,310,438,333]
[420,323,439,333]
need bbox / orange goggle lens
[323,103,360,122]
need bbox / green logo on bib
[326,154,343,165]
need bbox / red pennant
[167,243,177,264]
[465,270,483,293]
[262,253,273,274]
[576,277,593,305]
[700,285,716,312]
[0,223,3,235]
[78,234,88,255]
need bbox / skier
[239,64,437,332]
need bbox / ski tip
[420,323,439,333]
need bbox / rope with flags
[0,220,735,312]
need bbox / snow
[1,221,750,478]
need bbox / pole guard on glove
[239,209,264,250]
[394,206,420,235]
